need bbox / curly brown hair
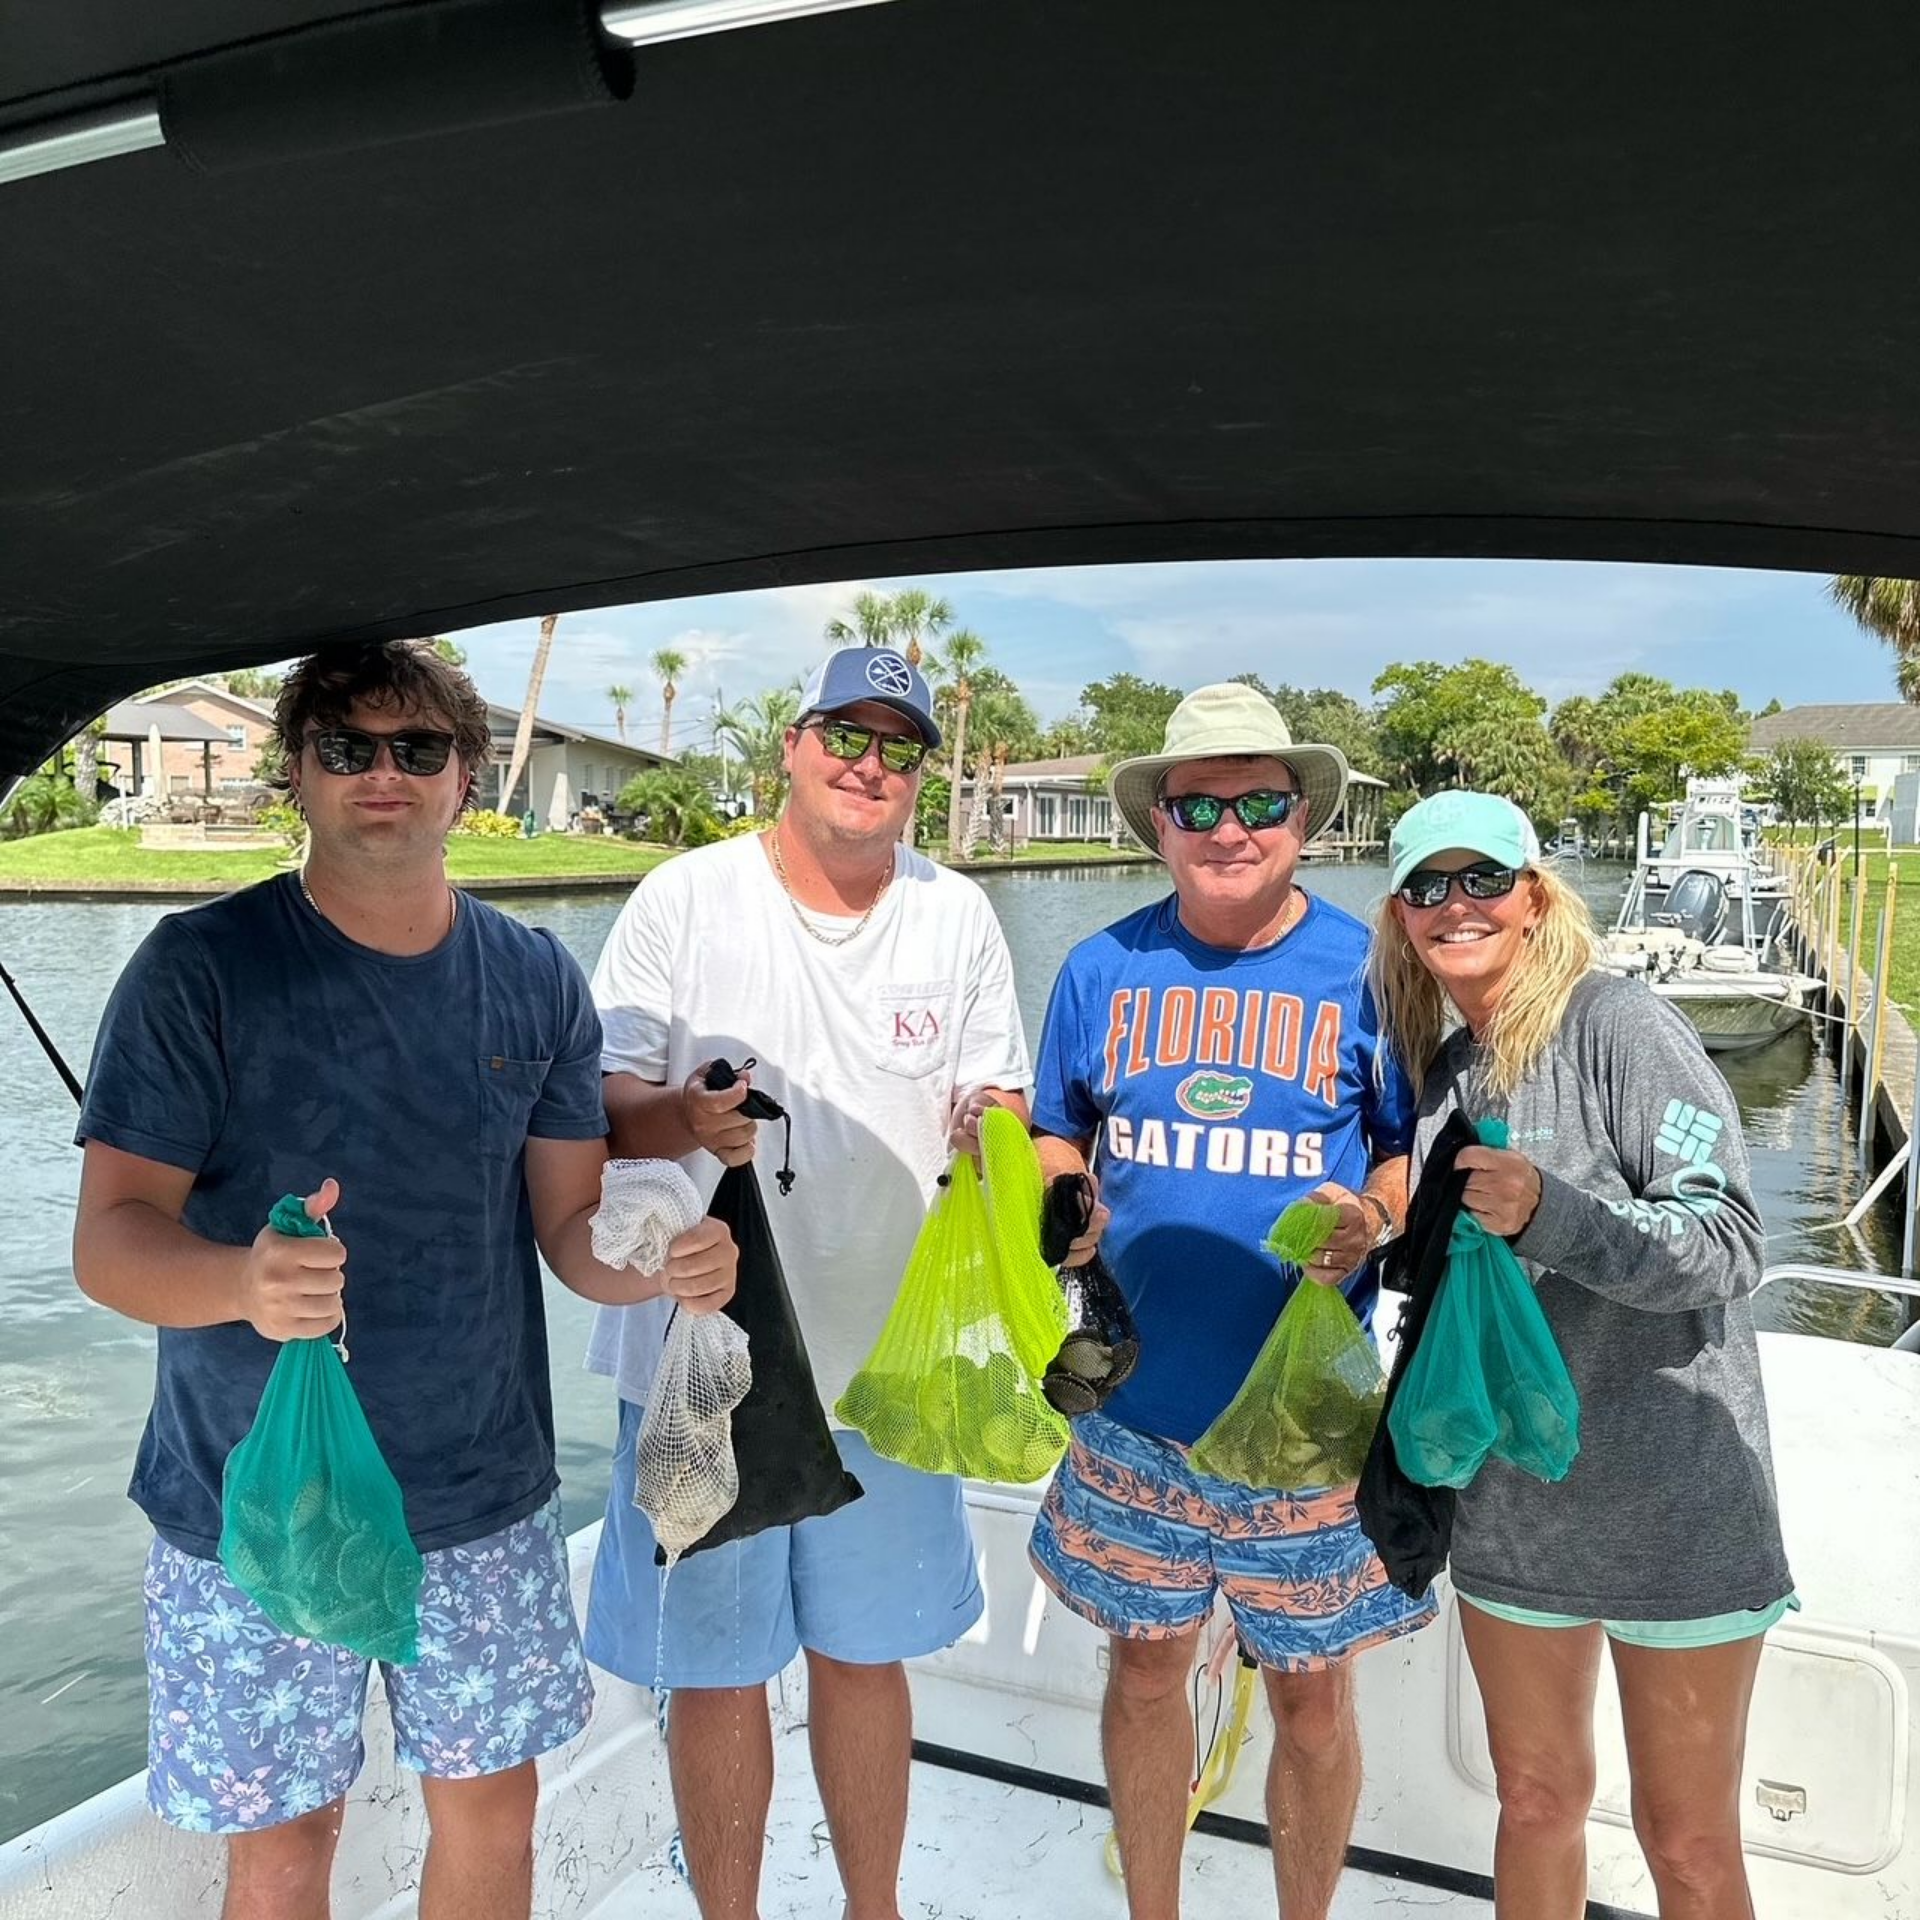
[273,642,493,795]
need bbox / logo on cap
[866,653,913,697]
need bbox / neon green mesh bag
[1190,1200,1386,1490]
[218,1195,423,1664]
[837,1108,1068,1483]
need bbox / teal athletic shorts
[1457,1588,1799,1649]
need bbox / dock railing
[1779,843,1919,1273]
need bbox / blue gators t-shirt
[76,875,608,1558]
[1032,892,1414,1446]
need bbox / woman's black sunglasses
[305,726,456,776]
[807,718,929,775]
[1396,861,1521,909]
[1159,788,1298,833]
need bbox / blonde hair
[1369,863,1597,1100]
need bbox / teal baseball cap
[1388,790,1541,891]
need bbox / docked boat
[1600,782,1817,1051]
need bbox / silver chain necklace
[300,869,457,939]
[765,828,889,948]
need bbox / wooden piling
[1862,865,1901,1173]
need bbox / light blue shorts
[586,1399,983,1690]
[144,1494,593,1833]
[1458,1589,1800,1649]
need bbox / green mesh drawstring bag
[1387,1118,1581,1489]
[837,1109,1068,1483]
[218,1194,423,1664]
[976,1106,1074,1381]
[1190,1200,1386,1490]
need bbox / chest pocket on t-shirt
[477,1055,552,1159]
[875,980,955,1080]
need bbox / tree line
[13,575,1913,846]
[621,586,1863,853]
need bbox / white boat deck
[4,1323,1916,1920]
[573,1722,1492,1920]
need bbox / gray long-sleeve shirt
[1413,970,1794,1620]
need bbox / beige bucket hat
[1109,682,1350,855]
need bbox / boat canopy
[5,1,1920,781]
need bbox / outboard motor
[1659,868,1729,946]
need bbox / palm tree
[825,591,899,650]
[1831,576,1920,700]
[824,588,953,667]
[606,684,634,743]
[501,613,559,815]
[882,588,952,668]
[714,684,803,815]
[926,629,988,856]
[651,649,687,755]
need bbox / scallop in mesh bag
[219,1194,422,1665]
[837,1107,1068,1484]
[594,1158,754,1562]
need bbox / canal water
[0,862,1903,1843]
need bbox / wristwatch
[1358,1191,1396,1249]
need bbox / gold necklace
[300,869,458,938]
[766,828,890,948]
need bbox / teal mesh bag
[217,1195,423,1663]
[1387,1119,1581,1490]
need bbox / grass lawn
[0,827,672,889]
[1825,850,1920,1026]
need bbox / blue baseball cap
[796,645,941,748]
[1388,790,1541,891]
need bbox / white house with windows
[479,703,669,827]
[1746,704,1920,819]
[955,755,1119,846]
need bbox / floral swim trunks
[144,1494,593,1833]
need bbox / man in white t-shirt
[585,644,1031,1920]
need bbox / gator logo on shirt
[1175,1069,1254,1120]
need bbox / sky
[441,559,1899,752]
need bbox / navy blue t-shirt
[1033,892,1415,1445]
[76,875,607,1557]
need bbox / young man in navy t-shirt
[73,641,737,1920]
[1029,683,1435,1920]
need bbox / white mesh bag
[592,1158,708,1274]
[589,1158,754,1561]
[638,1305,753,1561]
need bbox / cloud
[450,558,1894,730]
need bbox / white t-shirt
[586,832,1032,1413]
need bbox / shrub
[457,808,524,838]
[257,799,307,857]
[0,774,96,840]
[615,768,721,848]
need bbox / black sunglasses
[807,717,928,775]
[305,726,456,776]
[1159,788,1299,833]
[1396,861,1521,909]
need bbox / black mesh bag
[1354,1108,1477,1598]
[1038,1172,1141,1418]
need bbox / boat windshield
[1661,814,1740,857]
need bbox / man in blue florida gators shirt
[1028,683,1436,1920]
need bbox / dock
[1780,846,1920,1270]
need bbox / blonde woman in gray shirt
[1369,790,1793,1920]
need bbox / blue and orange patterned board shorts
[144,1494,593,1833]
[1031,1410,1436,1672]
